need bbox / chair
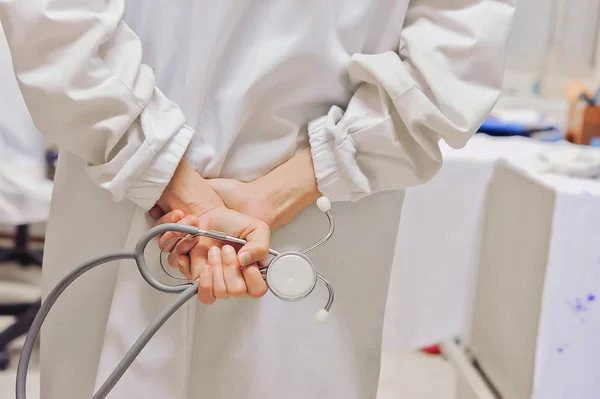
[0,225,44,266]
[0,211,48,372]
[0,27,53,370]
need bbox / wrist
[254,149,321,229]
[158,158,224,215]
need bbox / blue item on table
[477,116,555,137]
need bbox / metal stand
[0,225,43,266]
[0,225,43,371]
[0,303,41,370]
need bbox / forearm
[255,149,321,229]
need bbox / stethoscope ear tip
[316,196,331,213]
[315,309,329,324]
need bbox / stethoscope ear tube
[134,223,201,293]
[17,197,336,399]
[92,284,199,398]
[16,251,136,399]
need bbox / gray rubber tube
[92,284,198,398]
[15,219,335,398]
[15,250,198,399]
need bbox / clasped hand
[148,159,278,305]
[150,150,320,304]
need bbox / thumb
[203,208,270,267]
[238,242,267,267]
[236,220,270,267]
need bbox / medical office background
[1,0,600,398]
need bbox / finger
[221,245,247,297]
[176,255,192,280]
[189,238,219,280]
[237,221,270,267]
[154,209,184,228]
[160,217,198,255]
[154,210,184,247]
[208,247,228,299]
[202,209,270,267]
[197,265,216,305]
[149,205,167,220]
[160,215,198,253]
[243,263,268,299]
[167,234,199,271]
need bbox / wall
[503,0,600,98]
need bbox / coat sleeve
[0,0,193,210]
[308,0,515,202]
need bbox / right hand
[155,158,224,216]
[154,207,271,304]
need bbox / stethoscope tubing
[17,198,335,399]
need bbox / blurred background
[2,0,600,398]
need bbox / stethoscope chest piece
[266,252,317,301]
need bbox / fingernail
[209,246,219,257]
[239,252,251,266]
[178,260,186,269]
[172,212,182,222]
[222,245,235,255]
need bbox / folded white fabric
[538,142,600,179]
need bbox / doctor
[0,1,514,398]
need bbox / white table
[383,135,554,352]
[468,162,600,399]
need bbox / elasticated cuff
[307,107,354,202]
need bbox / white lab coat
[0,1,514,398]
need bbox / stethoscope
[16,197,335,399]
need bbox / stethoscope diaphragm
[265,251,318,301]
